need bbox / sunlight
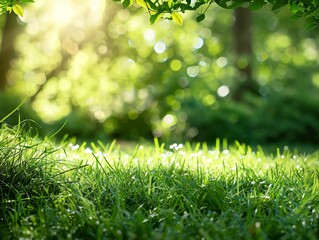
[26,0,105,28]
[49,1,76,26]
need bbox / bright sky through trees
[23,0,105,27]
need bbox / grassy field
[1,124,319,239]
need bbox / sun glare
[26,0,105,28]
[49,1,76,26]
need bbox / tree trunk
[233,7,258,100]
[0,14,22,90]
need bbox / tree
[118,0,319,29]
[233,7,259,99]
[0,13,23,89]
[0,0,33,89]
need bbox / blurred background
[0,0,319,146]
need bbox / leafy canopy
[119,0,319,29]
[0,0,318,28]
[0,0,34,17]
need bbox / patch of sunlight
[312,73,319,88]
[162,114,177,127]
[302,38,318,61]
[216,56,228,68]
[170,59,182,71]
[193,37,204,50]
[144,29,156,44]
[202,94,216,106]
[217,85,230,97]
[186,66,199,78]
[154,41,166,54]
[256,52,268,62]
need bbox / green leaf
[149,12,162,24]
[122,0,133,8]
[136,0,148,8]
[215,0,227,8]
[250,0,264,10]
[271,0,289,11]
[171,12,183,25]
[225,0,247,9]
[297,3,305,13]
[196,13,205,22]
[6,6,13,13]
[290,2,299,14]
[180,4,194,12]
[305,16,318,30]
[13,4,24,17]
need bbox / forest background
[0,0,319,148]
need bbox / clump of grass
[0,122,85,235]
[1,128,319,239]
[0,123,58,198]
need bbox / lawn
[1,123,319,239]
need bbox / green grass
[1,124,319,239]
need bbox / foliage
[3,1,318,145]
[1,126,319,239]
[0,0,33,17]
[121,0,319,28]
[184,92,319,145]
[1,0,318,28]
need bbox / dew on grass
[222,150,229,155]
[179,151,186,156]
[96,151,103,157]
[169,143,183,151]
[296,165,302,170]
[161,152,172,159]
[69,143,80,151]
[208,150,219,155]
[147,158,153,165]
[190,151,203,158]
[84,148,92,154]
